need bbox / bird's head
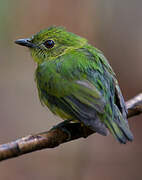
[15,26,87,64]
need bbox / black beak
[15,38,35,48]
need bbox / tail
[105,105,133,144]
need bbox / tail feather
[105,106,133,144]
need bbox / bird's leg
[51,119,73,141]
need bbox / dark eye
[43,40,55,48]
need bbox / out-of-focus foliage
[0,0,141,180]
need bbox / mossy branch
[0,93,142,162]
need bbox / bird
[15,26,133,143]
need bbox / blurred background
[0,0,142,179]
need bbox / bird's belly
[51,106,73,120]
[40,92,73,120]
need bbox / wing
[95,49,133,142]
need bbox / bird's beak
[15,38,35,48]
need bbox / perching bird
[15,26,133,143]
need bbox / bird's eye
[43,40,55,49]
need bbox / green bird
[15,26,133,143]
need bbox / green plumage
[15,26,133,143]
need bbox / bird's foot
[51,119,72,141]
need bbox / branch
[0,93,142,162]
